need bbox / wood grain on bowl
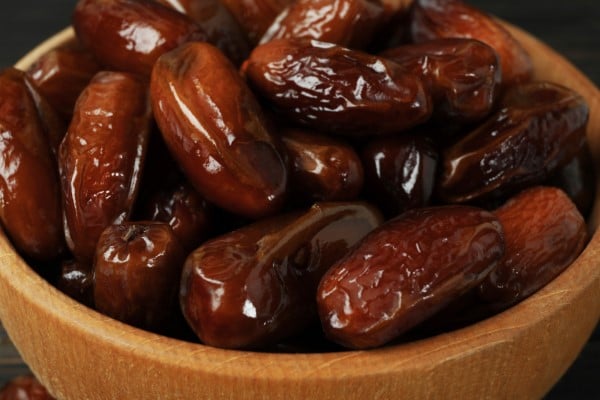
[0,18,598,400]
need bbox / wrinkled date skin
[27,46,101,120]
[245,39,432,136]
[0,68,65,262]
[410,0,533,86]
[361,135,438,217]
[381,38,501,122]
[439,82,589,204]
[0,375,55,400]
[260,0,386,50]
[282,129,364,203]
[143,182,212,251]
[151,42,288,219]
[220,0,293,44]
[180,202,382,349]
[60,71,151,263]
[317,206,504,349]
[73,0,209,76]
[478,187,587,309]
[94,222,186,331]
[155,0,251,65]
[55,259,94,308]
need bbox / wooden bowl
[1,19,599,400]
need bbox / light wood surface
[0,20,598,400]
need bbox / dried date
[317,205,504,349]
[151,42,288,219]
[245,39,432,135]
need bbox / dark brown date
[439,82,589,204]
[0,68,65,261]
[60,71,151,263]
[55,260,94,308]
[180,202,382,349]
[94,222,186,331]
[73,0,208,76]
[0,375,55,400]
[143,182,212,251]
[260,0,386,50]
[282,129,364,203]
[151,42,288,219]
[478,187,587,309]
[410,0,533,86]
[155,0,251,65]
[220,0,293,44]
[361,135,438,217]
[245,39,432,136]
[381,38,501,122]
[27,46,101,120]
[317,206,504,349]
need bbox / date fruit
[439,82,589,203]
[180,202,382,349]
[282,129,364,203]
[143,181,212,251]
[317,206,504,349]
[27,45,101,120]
[155,0,251,65]
[60,71,151,263]
[220,0,293,44]
[260,0,386,50]
[94,222,186,331]
[73,0,209,76]
[361,134,438,217]
[410,0,533,86]
[245,39,432,135]
[0,68,65,261]
[55,259,94,308]
[0,375,55,400]
[478,187,587,309]
[151,42,288,219]
[381,38,501,122]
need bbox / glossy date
[151,42,288,219]
[245,39,432,135]
[317,206,504,349]
[180,202,382,349]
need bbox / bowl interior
[0,20,599,400]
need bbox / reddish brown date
[245,39,432,136]
[155,0,251,65]
[151,42,288,219]
[260,0,386,50]
[94,222,186,331]
[0,375,55,400]
[381,38,501,122]
[180,202,382,349]
[0,68,65,261]
[361,135,438,217]
[317,206,504,349]
[478,187,587,309]
[73,0,208,76]
[143,182,212,251]
[410,0,533,86]
[55,259,94,308]
[27,46,101,120]
[439,82,589,204]
[220,0,293,44]
[282,129,364,203]
[60,71,151,263]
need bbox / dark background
[0,0,598,398]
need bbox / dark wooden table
[0,0,598,398]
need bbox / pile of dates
[0,0,593,351]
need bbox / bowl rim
[1,20,600,398]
